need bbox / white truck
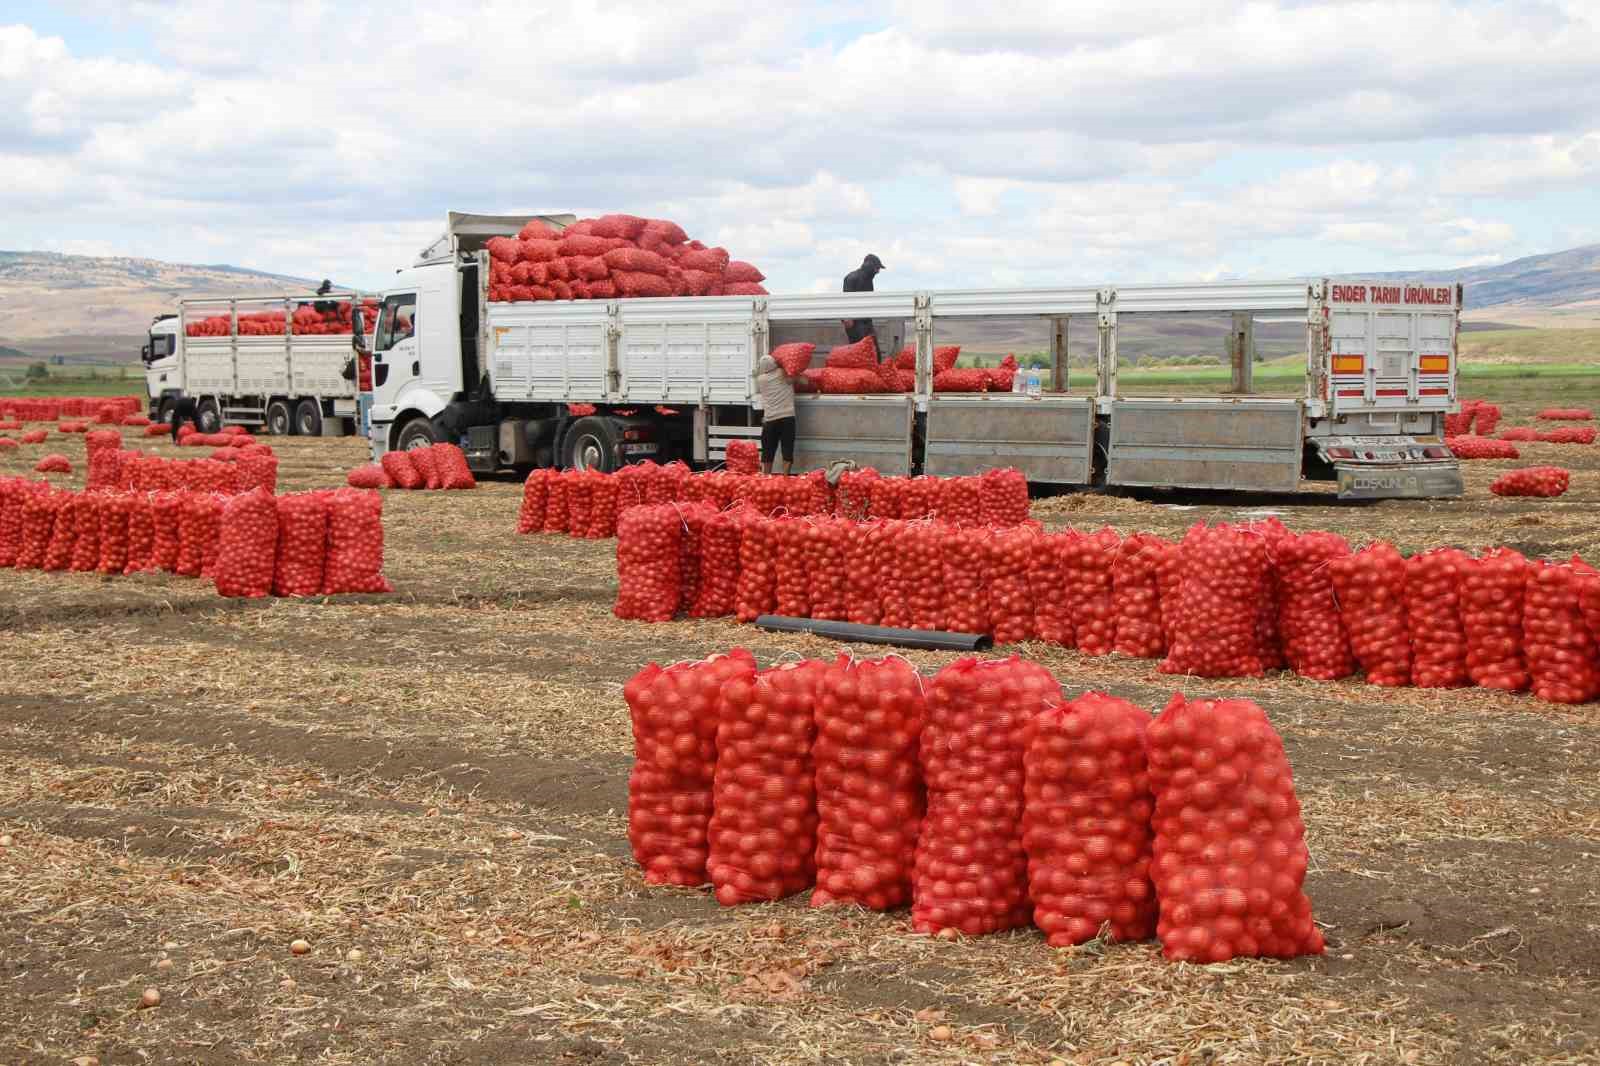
[141,291,369,436]
[363,212,1464,499]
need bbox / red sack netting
[381,450,423,490]
[735,517,778,623]
[58,421,88,434]
[1536,408,1594,421]
[1147,694,1324,962]
[0,480,32,567]
[689,505,748,618]
[914,656,1061,936]
[97,494,130,576]
[1270,530,1356,681]
[806,517,851,622]
[20,429,47,444]
[1023,692,1156,946]
[812,654,926,910]
[676,503,715,613]
[1112,533,1169,659]
[15,488,61,570]
[150,492,183,572]
[824,336,879,369]
[867,475,905,521]
[989,523,1039,644]
[817,367,886,394]
[214,487,280,599]
[979,468,1029,527]
[121,415,152,428]
[1447,436,1519,460]
[932,369,991,393]
[433,444,477,490]
[652,461,691,505]
[1404,548,1471,688]
[517,469,553,533]
[1028,531,1073,648]
[542,470,570,534]
[1523,558,1600,704]
[1462,548,1530,691]
[625,649,757,886]
[586,470,620,537]
[1329,542,1412,687]
[34,453,72,474]
[347,464,389,489]
[273,492,329,597]
[323,488,392,594]
[565,470,594,536]
[1471,403,1502,436]
[40,491,75,571]
[773,516,812,618]
[708,659,823,905]
[123,494,155,574]
[410,446,442,490]
[1536,427,1597,444]
[724,439,759,475]
[1160,525,1268,678]
[615,503,684,622]
[1248,520,1288,673]
[844,521,884,626]
[67,494,102,573]
[902,476,941,521]
[1498,427,1538,442]
[1060,527,1121,656]
[176,493,221,577]
[936,476,982,527]
[237,452,278,495]
[1491,466,1570,497]
[785,471,831,516]
[770,343,816,377]
[941,525,990,634]
[895,521,946,631]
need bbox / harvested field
[2,378,1598,1066]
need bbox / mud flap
[1335,462,1464,500]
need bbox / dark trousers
[844,319,875,345]
[170,399,200,443]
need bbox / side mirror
[140,344,151,363]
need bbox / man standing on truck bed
[841,254,886,348]
[756,353,799,476]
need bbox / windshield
[374,294,417,351]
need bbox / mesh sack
[773,516,812,618]
[381,450,424,490]
[586,470,620,538]
[517,468,553,533]
[1270,530,1356,681]
[844,521,885,626]
[734,517,778,623]
[1405,548,1471,688]
[1029,531,1075,648]
[1060,527,1121,656]
[272,492,329,597]
[805,517,851,621]
[1329,542,1412,687]
[67,494,103,573]
[724,439,759,475]
[989,524,1039,644]
[614,504,683,622]
[824,336,879,369]
[690,505,749,618]
[1160,524,1268,678]
[1112,532,1168,659]
[433,443,477,490]
[936,476,982,527]
[123,493,155,574]
[410,446,443,490]
[676,503,716,612]
[346,463,389,489]
[39,491,75,571]
[322,488,392,594]
[770,343,816,377]
[150,492,183,572]
[1491,467,1570,497]
[941,525,991,634]
[1523,558,1600,704]
[97,493,131,576]
[979,468,1029,527]
[176,493,222,578]
[215,487,281,598]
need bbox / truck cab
[142,314,183,422]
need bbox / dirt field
[2,384,1598,1065]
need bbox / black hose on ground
[753,615,993,652]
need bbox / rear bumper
[1335,462,1463,499]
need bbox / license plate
[623,443,658,455]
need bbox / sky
[3,0,1599,295]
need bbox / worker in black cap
[842,254,885,347]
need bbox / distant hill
[0,251,331,360]
[1350,244,1600,325]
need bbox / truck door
[368,292,418,419]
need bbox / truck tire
[196,398,222,434]
[294,398,323,437]
[396,416,440,452]
[266,400,293,436]
[564,416,620,473]
[157,398,176,425]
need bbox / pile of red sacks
[0,396,142,423]
[185,300,380,337]
[1491,467,1570,498]
[625,650,1322,965]
[346,444,477,491]
[487,216,768,303]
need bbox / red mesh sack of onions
[979,468,1029,526]
[1061,527,1121,656]
[1498,427,1538,442]
[214,487,281,598]
[1244,518,1288,672]
[1523,557,1600,704]
[517,468,553,533]
[652,461,691,504]
[614,503,684,621]
[748,474,787,518]
[1447,436,1519,460]
[836,468,879,520]
[804,517,851,622]
[323,488,392,594]
[1472,403,1502,436]
[890,520,946,631]
[563,470,592,536]
[735,516,778,622]
[346,464,390,489]
[97,493,131,576]
[844,521,885,625]
[542,469,570,534]
[868,475,906,520]
[1461,548,1530,691]
[150,492,183,572]
[1269,530,1356,681]
[708,659,823,905]
[0,479,31,567]
[989,523,1040,643]
[1536,426,1597,444]
[1404,548,1471,688]
[914,655,1061,936]
[689,505,749,618]
[902,476,941,520]
[770,342,815,377]
[1160,525,1269,678]
[13,488,58,569]
[676,502,716,612]
[272,492,329,597]
[123,493,155,574]
[1023,692,1156,946]
[625,649,757,886]
[1329,542,1412,687]
[812,654,926,910]
[381,450,423,490]
[936,476,982,527]
[1536,407,1593,421]
[175,493,221,577]
[724,438,759,475]
[409,445,442,490]
[237,452,278,495]
[432,443,477,489]
[39,491,75,571]
[67,494,103,573]
[1491,466,1570,497]
[772,516,812,618]
[941,525,991,634]
[785,471,830,516]
[20,429,48,444]
[1113,532,1169,659]
[615,462,650,515]
[824,335,879,369]
[1147,694,1324,963]
[1028,531,1074,648]
[585,470,620,537]
[34,453,72,475]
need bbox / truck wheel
[397,416,439,452]
[157,398,176,425]
[294,398,323,437]
[266,400,293,436]
[564,416,620,473]
[196,398,222,434]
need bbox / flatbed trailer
[364,213,1463,499]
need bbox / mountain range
[2,242,1596,364]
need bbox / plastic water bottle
[1011,368,1025,394]
[1026,370,1042,398]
